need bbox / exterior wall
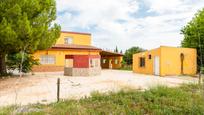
[32,50,100,72]
[32,65,64,72]
[65,55,100,68]
[64,55,101,76]
[101,56,123,69]
[160,46,197,76]
[133,48,161,75]
[32,31,102,76]
[133,46,197,76]
[56,32,91,46]
[33,50,100,66]
[64,67,101,76]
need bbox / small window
[148,55,152,59]
[139,57,145,67]
[64,37,73,44]
[90,59,100,68]
[40,55,55,64]
[115,59,118,64]
[65,59,73,67]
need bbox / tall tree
[181,8,204,70]
[123,47,145,65]
[0,0,61,75]
[114,46,118,53]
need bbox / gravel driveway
[0,70,198,107]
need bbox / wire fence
[0,74,84,108]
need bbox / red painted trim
[61,31,91,35]
[65,55,100,68]
[65,55,74,59]
[48,48,102,52]
[50,47,102,51]
[73,55,89,68]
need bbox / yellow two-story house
[33,31,123,76]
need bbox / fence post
[57,78,60,102]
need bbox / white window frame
[65,59,73,68]
[90,58,100,68]
[40,55,56,64]
[90,59,94,68]
[64,37,73,44]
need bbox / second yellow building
[133,46,197,76]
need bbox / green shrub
[6,53,39,73]
[201,67,204,74]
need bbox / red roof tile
[101,50,124,56]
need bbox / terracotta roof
[101,50,124,56]
[50,44,101,51]
[61,31,91,35]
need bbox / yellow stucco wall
[33,32,97,67]
[133,48,161,75]
[33,50,100,66]
[56,32,91,45]
[160,46,197,76]
[133,46,197,76]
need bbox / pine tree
[0,0,61,75]
[115,46,118,53]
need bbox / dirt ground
[0,70,198,107]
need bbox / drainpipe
[180,53,184,75]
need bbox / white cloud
[56,0,204,51]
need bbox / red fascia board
[61,31,91,36]
[65,55,74,59]
[50,47,102,51]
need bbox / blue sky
[56,0,204,51]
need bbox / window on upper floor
[64,37,73,44]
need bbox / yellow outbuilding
[133,46,197,76]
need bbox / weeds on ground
[1,84,204,115]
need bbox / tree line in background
[114,46,145,69]
[0,0,60,76]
